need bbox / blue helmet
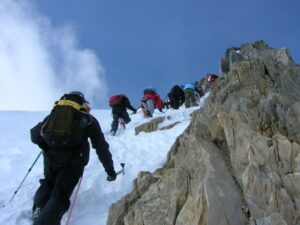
[184,83,195,90]
[145,86,157,94]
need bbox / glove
[107,172,117,182]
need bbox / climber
[167,85,185,110]
[184,83,198,108]
[30,91,116,225]
[208,74,219,86]
[109,94,137,136]
[141,86,163,118]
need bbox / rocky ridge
[107,40,300,225]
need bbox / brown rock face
[107,40,300,225]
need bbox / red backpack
[109,95,124,107]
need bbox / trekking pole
[4,151,42,207]
[65,172,84,225]
[116,163,125,176]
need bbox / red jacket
[141,93,163,110]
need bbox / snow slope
[0,97,206,225]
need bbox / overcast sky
[1,0,299,110]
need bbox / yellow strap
[55,99,88,112]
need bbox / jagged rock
[160,121,181,130]
[251,213,289,225]
[135,117,165,135]
[107,40,300,225]
[135,116,181,135]
[106,171,160,225]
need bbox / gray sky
[1,0,299,109]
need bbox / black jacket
[111,95,135,115]
[30,113,115,177]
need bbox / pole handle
[116,163,125,176]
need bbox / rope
[65,173,84,225]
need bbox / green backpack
[42,99,89,148]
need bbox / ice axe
[116,163,125,176]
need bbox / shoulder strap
[55,99,88,112]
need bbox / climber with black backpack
[109,94,137,136]
[167,85,185,110]
[30,91,117,225]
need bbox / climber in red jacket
[141,86,163,118]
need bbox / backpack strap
[55,99,88,112]
[40,120,48,138]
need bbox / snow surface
[0,96,207,225]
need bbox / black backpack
[42,99,90,148]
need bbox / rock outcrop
[135,117,165,135]
[135,116,181,135]
[107,40,300,225]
